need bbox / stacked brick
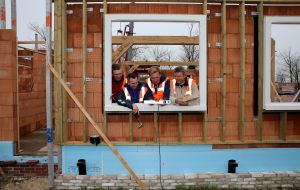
[0,29,17,141]
[0,160,58,177]
[18,52,46,136]
[54,172,300,190]
[66,4,103,141]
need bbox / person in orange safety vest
[117,73,152,114]
[145,66,170,102]
[170,66,199,106]
[112,64,127,103]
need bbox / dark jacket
[145,73,170,100]
[112,76,125,103]
[117,82,152,109]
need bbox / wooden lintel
[124,61,198,66]
[112,36,199,45]
[112,42,133,64]
[279,112,287,141]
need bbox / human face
[112,69,123,81]
[174,72,186,85]
[150,72,161,85]
[128,77,139,90]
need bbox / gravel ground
[0,177,48,190]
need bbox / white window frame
[264,16,300,110]
[104,14,207,112]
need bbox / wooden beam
[279,112,287,141]
[48,63,148,190]
[54,0,63,143]
[112,36,199,45]
[124,61,198,66]
[257,2,264,141]
[62,0,68,142]
[112,42,133,64]
[154,113,158,143]
[270,81,282,102]
[82,0,88,142]
[220,0,227,142]
[238,1,245,142]
[202,0,208,143]
[64,0,300,3]
[129,113,133,143]
[178,113,182,143]
[18,41,46,44]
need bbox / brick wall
[0,29,17,141]
[0,160,58,178]
[54,172,300,190]
[18,52,46,136]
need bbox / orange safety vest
[122,78,127,88]
[123,86,147,103]
[146,78,168,101]
[171,78,195,97]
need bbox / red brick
[208,18,221,33]
[208,49,221,64]
[0,80,17,92]
[208,92,217,108]
[148,4,168,14]
[0,106,14,117]
[208,33,221,48]
[227,93,239,107]
[73,33,94,48]
[93,33,102,48]
[227,19,239,34]
[67,48,82,63]
[227,34,239,49]
[187,4,201,14]
[88,15,103,33]
[208,78,221,93]
[0,93,14,105]
[0,30,17,41]
[227,49,240,64]
[226,77,239,93]
[0,67,17,79]
[87,48,102,63]
[128,4,149,13]
[0,118,15,130]
[0,41,14,54]
[206,122,220,141]
[0,54,16,67]
[226,122,239,141]
[93,62,102,78]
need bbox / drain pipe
[46,0,54,189]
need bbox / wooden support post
[54,0,63,143]
[257,2,264,141]
[82,0,88,142]
[178,113,182,142]
[220,0,227,142]
[129,113,133,143]
[280,112,287,141]
[11,0,17,31]
[202,0,208,143]
[238,1,245,142]
[154,113,158,143]
[112,42,133,64]
[0,0,6,29]
[102,0,107,138]
[48,63,148,190]
[62,0,68,142]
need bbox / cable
[157,104,164,190]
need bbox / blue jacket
[117,82,152,109]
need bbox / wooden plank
[178,113,182,142]
[54,0,63,143]
[82,0,88,142]
[48,63,148,190]
[238,1,245,142]
[112,36,199,45]
[112,42,133,64]
[220,0,227,142]
[279,112,287,141]
[62,0,68,142]
[124,61,198,66]
[17,41,45,44]
[271,81,282,102]
[129,113,133,143]
[257,2,264,141]
[153,113,158,143]
[65,0,300,3]
[202,0,208,143]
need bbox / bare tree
[28,22,47,41]
[179,24,199,69]
[277,48,300,89]
[149,45,171,62]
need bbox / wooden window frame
[104,14,207,112]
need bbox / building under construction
[1,0,300,189]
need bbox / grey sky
[4,0,46,40]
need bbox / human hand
[175,98,188,106]
[132,104,139,115]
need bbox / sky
[4,0,46,41]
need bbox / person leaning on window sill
[170,66,200,106]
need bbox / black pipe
[228,159,238,173]
[77,159,87,175]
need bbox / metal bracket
[66,48,73,53]
[216,77,223,83]
[216,116,223,121]
[65,82,73,86]
[85,77,94,82]
[66,10,73,15]
[215,12,222,17]
[87,48,93,53]
[251,11,259,16]
[86,7,93,12]
[66,118,73,124]
[99,8,104,13]
[207,43,211,48]
[216,42,222,47]
[99,44,103,48]
[98,79,103,84]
